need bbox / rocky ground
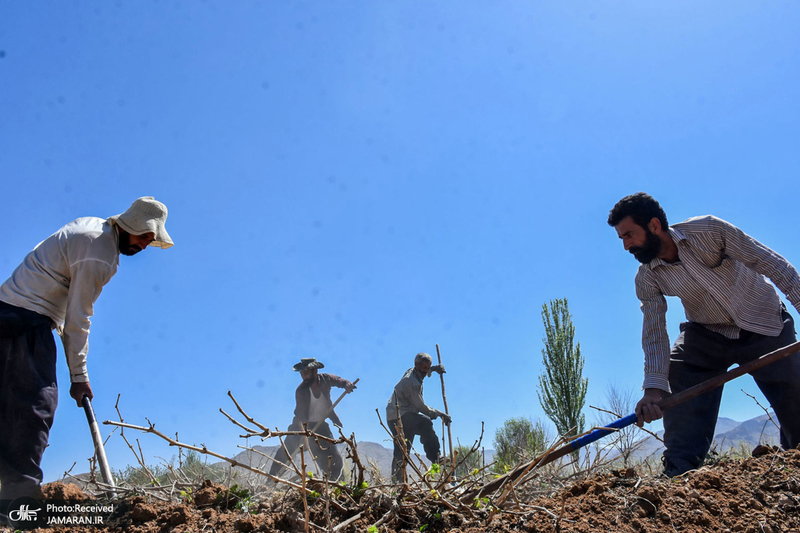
[6,446,799,532]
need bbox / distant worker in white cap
[386,352,450,482]
[0,197,173,508]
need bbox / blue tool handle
[569,413,638,451]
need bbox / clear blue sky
[1,1,798,482]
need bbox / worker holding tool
[608,192,800,477]
[386,352,451,482]
[268,358,356,482]
[0,197,172,511]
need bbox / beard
[119,232,143,256]
[629,229,662,264]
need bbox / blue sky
[1,1,799,482]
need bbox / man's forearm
[63,339,89,383]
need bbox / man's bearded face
[629,227,662,264]
[119,231,143,256]
[119,230,154,256]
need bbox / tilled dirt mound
[517,445,800,533]
[8,446,799,533]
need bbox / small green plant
[419,508,445,532]
[474,496,495,511]
[216,484,252,511]
[333,481,346,496]
[235,494,254,514]
[353,481,369,499]
[367,526,378,533]
[426,463,441,476]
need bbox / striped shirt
[635,215,800,392]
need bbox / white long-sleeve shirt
[635,215,800,392]
[0,217,120,383]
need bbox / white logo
[9,504,42,522]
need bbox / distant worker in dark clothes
[0,197,173,509]
[386,352,450,482]
[268,358,356,481]
[608,192,800,477]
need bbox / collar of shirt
[643,227,685,270]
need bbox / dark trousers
[389,413,440,482]
[0,301,58,501]
[664,308,800,474]
[268,421,343,481]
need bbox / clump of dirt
[18,447,800,533]
[41,482,90,501]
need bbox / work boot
[661,456,695,478]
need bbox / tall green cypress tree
[536,298,588,440]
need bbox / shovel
[81,396,117,497]
[462,340,800,502]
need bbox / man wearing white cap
[0,197,173,507]
[386,352,451,482]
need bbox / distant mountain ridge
[627,412,781,462]
[218,439,497,484]
[713,413,781,449]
